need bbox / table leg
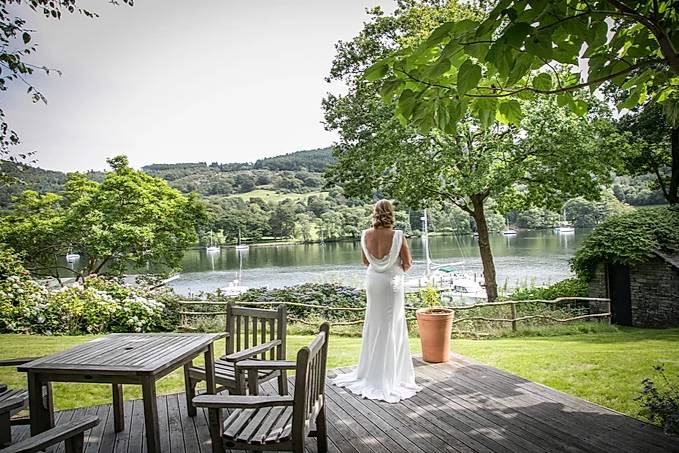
[183,360,197,417]
[142,378,161,453]
[27,372,52,436]
[204,343,224,452]
[112,384,124,432]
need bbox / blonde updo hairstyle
[372,199,396,229]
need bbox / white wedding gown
[331,229,421,403]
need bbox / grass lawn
[1,327,677,422]
[224,189,327,203]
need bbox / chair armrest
[1,415,99,453]
[0,397,25,415]
[236,360,296,371]
[223,339,282,362]
[192,395,293,409]
[0,357,43,367]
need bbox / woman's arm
[361,248,369,267]
[399,239,413,272]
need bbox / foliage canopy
[368,0,679,131]
[0,155,206,280]
[572,205,679,279]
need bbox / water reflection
[169,229,590,296]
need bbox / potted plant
[416,286,454,363]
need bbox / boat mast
[237,249,243,283]
[421,209,432,278]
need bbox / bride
[332,199,421,403]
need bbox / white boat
[441,278,487,305]
[404,210,486,303]
[65,253,80,262]
[220,280,249,297]
[219,248,249,296]
[206,231,220,253]
[235,227,249,251]
[555,209,575,233]
[502,217,517,235]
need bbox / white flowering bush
[115,295,166,333]
[0,267,170,335]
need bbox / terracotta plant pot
[416,307,454,363]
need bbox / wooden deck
[10,354,678,453]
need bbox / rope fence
[176,297,612,332]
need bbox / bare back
[362,227,413,271]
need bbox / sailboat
[502,217,518,235]
[404,210,486,303]
[555,209,575,233]
[206,231,220,253]
[220,248,249,296]
[235,227,249,251]
[65,251,80,263]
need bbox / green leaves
[457,59,482,95]
[364,60,389,81]
[22,32,30,44]
[532,73,553,91]
[398,89,417,118]
[497,100,522,125]
[571,99,588,116]
[368,0,679,132]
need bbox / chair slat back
[225,304,287,360]
[292,322,330,439]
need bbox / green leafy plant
[572,206,679,279]
[636,365,679,435]
[419,286,442,309]
[510,278,588,301]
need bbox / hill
[253,147,334,172]
[0,147,336,205]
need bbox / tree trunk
[471,195,498,301]
[668,126,679,205]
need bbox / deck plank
[8,358,677,453]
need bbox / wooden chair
[185,304,288,414]
[193,322,330,453]
[0,358,45,447]
[0,406,98,453]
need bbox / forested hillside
[0,146,666,245]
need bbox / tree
[324,1,618,300]
[0,1,133,167]
[268,200,298,239]
[369,1,679,130]
[331,95,618,300]
[618,102,678,204]
[0,155,206,281]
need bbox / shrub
[572,206,679,280]
[510,278,588,301]
[0,273,174,335]
[637,365,679,435]
[230,283,366,323]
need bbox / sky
[3,0,394,172]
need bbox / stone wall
[587,264,610,315]
[629,258,679,328]
[588,259,679,327]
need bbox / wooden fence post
[510,303,518,332]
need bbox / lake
[169,229,589,296]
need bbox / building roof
[654,251,679,270]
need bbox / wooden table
[18,333,226,453]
